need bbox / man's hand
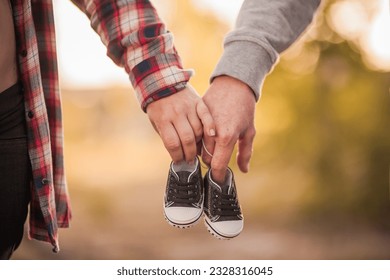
[147,85,215,163]
[202,76,256,184]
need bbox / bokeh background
[14,0,390,259]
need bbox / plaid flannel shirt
[11,0,192,252]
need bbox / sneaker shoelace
[169,176,199,204]
[212,191,240,216]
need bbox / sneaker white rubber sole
[204,216,243,240]
[163,205,203,228]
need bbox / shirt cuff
[210,40,276,101]
[130,53,193,112]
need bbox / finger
[201,135,216,167]
[196,100,216,137]
[210,138,235,184]
[174,119,197,163]
[159,123,184,163]
[237,127,256,173]
[187,112,203,144]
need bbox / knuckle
[164,138,181,151]
[159,114,172,123]
[248,127,256,139]
[218,133,234,147]
[182,134,195,146]
[172,103,186,115]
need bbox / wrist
[212,75,256,102]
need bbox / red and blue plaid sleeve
[71,0,193,111]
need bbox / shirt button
[42,178,49,185]
[20,50,28,57]
[27,111,34,119]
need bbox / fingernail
[209,128,216,137]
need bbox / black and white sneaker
[163,157,203,228]
[204,168,243,239]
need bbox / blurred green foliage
[249,0,390,228]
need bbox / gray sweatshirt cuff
[210,40,276,101]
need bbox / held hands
[146,84,215,163]
[146,76,256,185]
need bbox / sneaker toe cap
[164,207,202,225]
[209,220,244,238]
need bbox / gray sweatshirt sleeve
[211,0,321,100]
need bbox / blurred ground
[13,171,390,259]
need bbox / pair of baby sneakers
[163,157,243,239]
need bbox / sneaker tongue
[220,184,231,195]
[218,173,233,195]
[177,171,192,183]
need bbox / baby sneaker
[163,157,203,228]
[203,168,243,239]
